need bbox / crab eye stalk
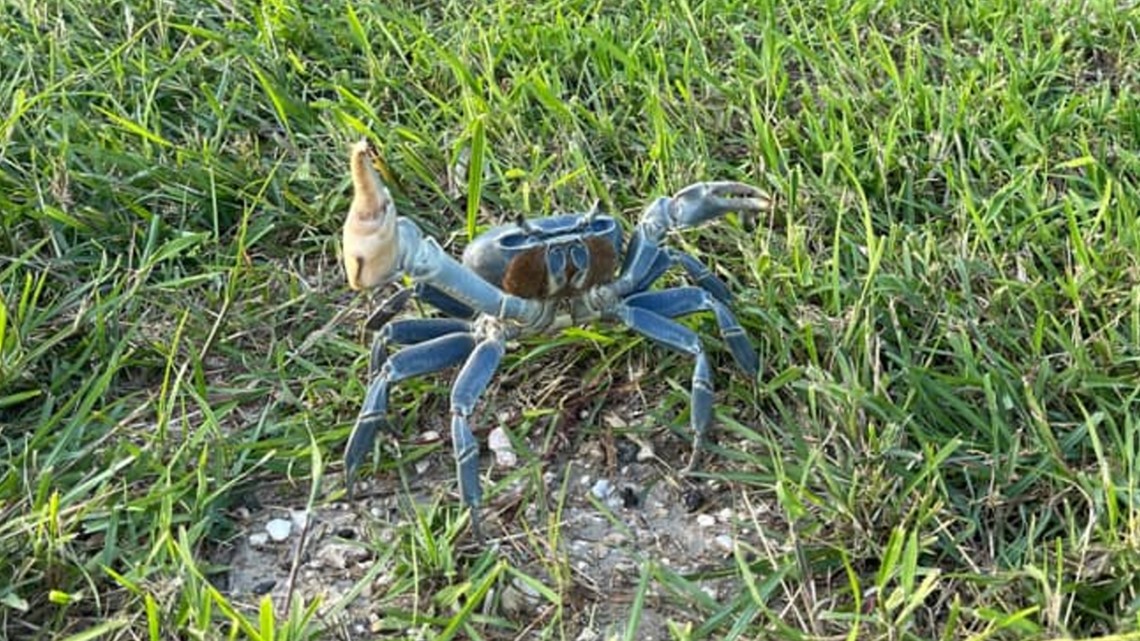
[343,139,400,290]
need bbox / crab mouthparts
[343,140,400,290]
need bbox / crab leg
[402,229,548,323]
[364,287,416,331]
[630,248,735,304]
[369,317,473,375]
[364,284,478,333]
[667,250,735,303]
[345,332,476,498]
[415,283,477,320]
[449,336,506,539]
[609,304,714,468]
[624,287,759,377]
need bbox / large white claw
[343,139,400,290]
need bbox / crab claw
[668,181,772,229]
[343,139,400,290]
[365,286,415,331]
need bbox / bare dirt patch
[214,386,784,640]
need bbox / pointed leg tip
[723,332,760,377]
[739,347,761,379]
[344,469,358,502]
[470,513,484,544]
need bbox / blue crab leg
[400,223,549,324]
[345,332,476,499]
[365,287,416,331]
[449,337,506,540]
[610,304,714,468]
[625,287,759,377]
[629,248,735,304]
[415,282,477,320]
[370,317,473,375]
[667,250,734,304]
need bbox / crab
[341,140,771,536]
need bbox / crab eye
[499,235,523,248]
[590,217,616,237]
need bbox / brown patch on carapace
[501,237,618,299]
[501,247,549,299]
[578,236,618,290]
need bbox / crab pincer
[668,181,773,228]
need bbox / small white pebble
[494,449,518,468]
[421,430,440,442]
[718,507,734,522]
[415,459,431,475]
[713,534,734,553]
[248,532,269,547]
[488,426,511,450]
[265,518,292,542]
[370,506,384,518]
[489,427,518,468]
[696,514,716,528]
[591,479,614,500]
[701,584,719,601]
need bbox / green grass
[2,0,1140,638]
